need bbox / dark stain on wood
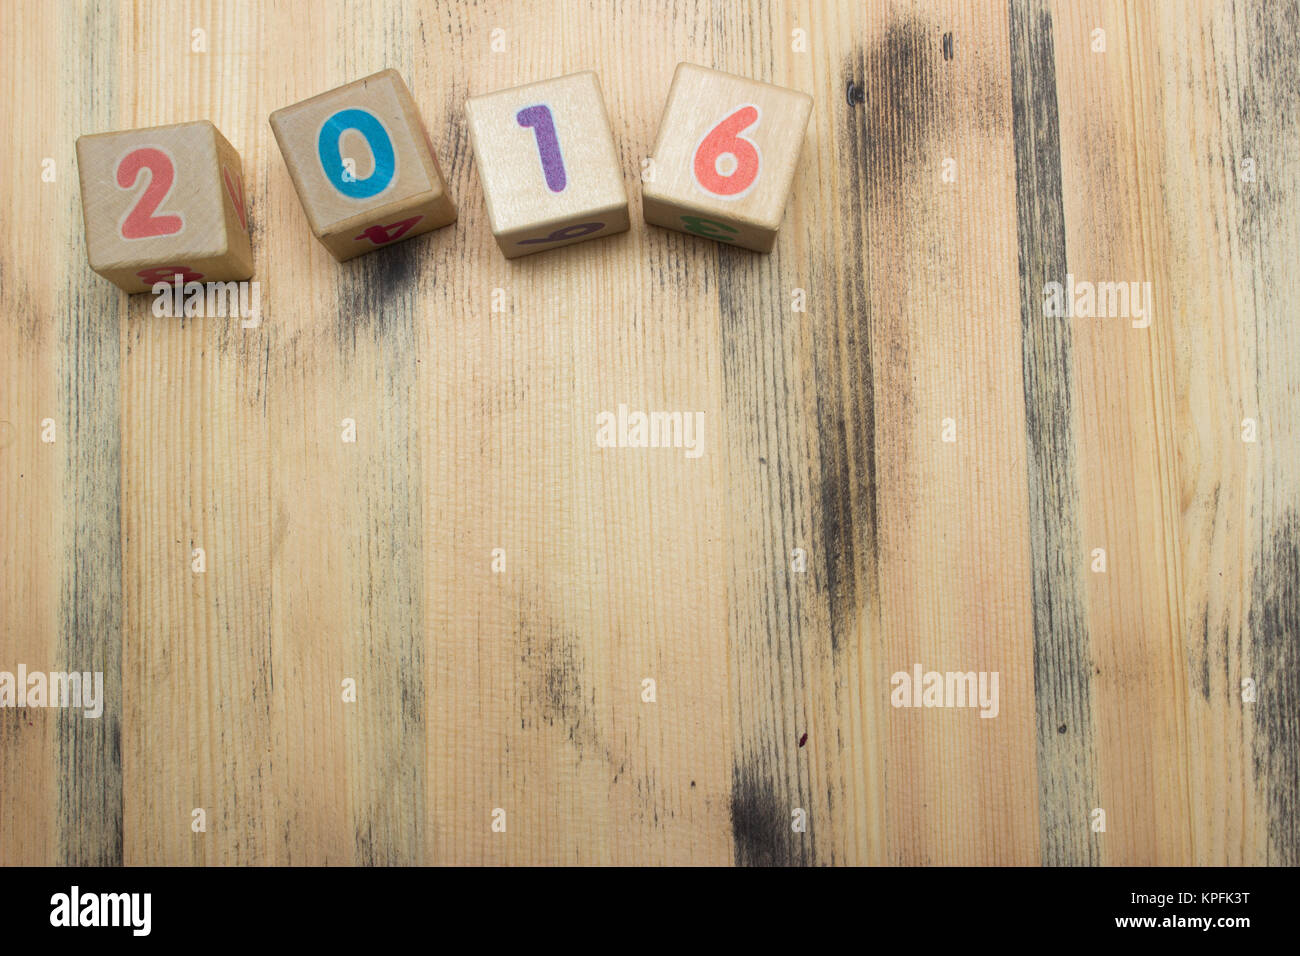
[1232,0,1300,225]
[823,86,873,641]
[850,17,940,191]
[539,630,592,746]
[1234,0,1300,866]
[57,289,124,867]
[714,189,815,861]
[730,761,805,866]
[1009,0,1099,865]
[1249,510,1299,864]
[829,17,950,654]
[519,611,604,760]
[347,487,426,866]
[335,237,427,347]
[1197,608,1213,702]
[332,233,427,865]
[816,34,902,653]
[52,0,124,867]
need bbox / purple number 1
[516,104,566,192]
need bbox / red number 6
[692,105,761,198]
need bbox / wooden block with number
[75,120,253,294]
[642,63,812,252]
[465,71,629,258]
[269,69,456,261]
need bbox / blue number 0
[317,108,395,199]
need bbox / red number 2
[692,106,761,198]
[117,147,184,239]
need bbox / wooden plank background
[1,0,1296,866]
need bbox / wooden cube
[76,121,253,294]
[465,71,629,258]
[642,64,812,252]
[269,69,456,261]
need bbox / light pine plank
[0,0,75,868]
[1153,0,1261,866]
[1050,0,1191,865]
[261,0,429,865]
[119,0,273,865]
[858,0,1040,866]
[0,0,126,867]
[1224,0,1300,868]
[1151,0,1300,865]
[420,0,735,865]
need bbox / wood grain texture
[1,0,1296,866]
